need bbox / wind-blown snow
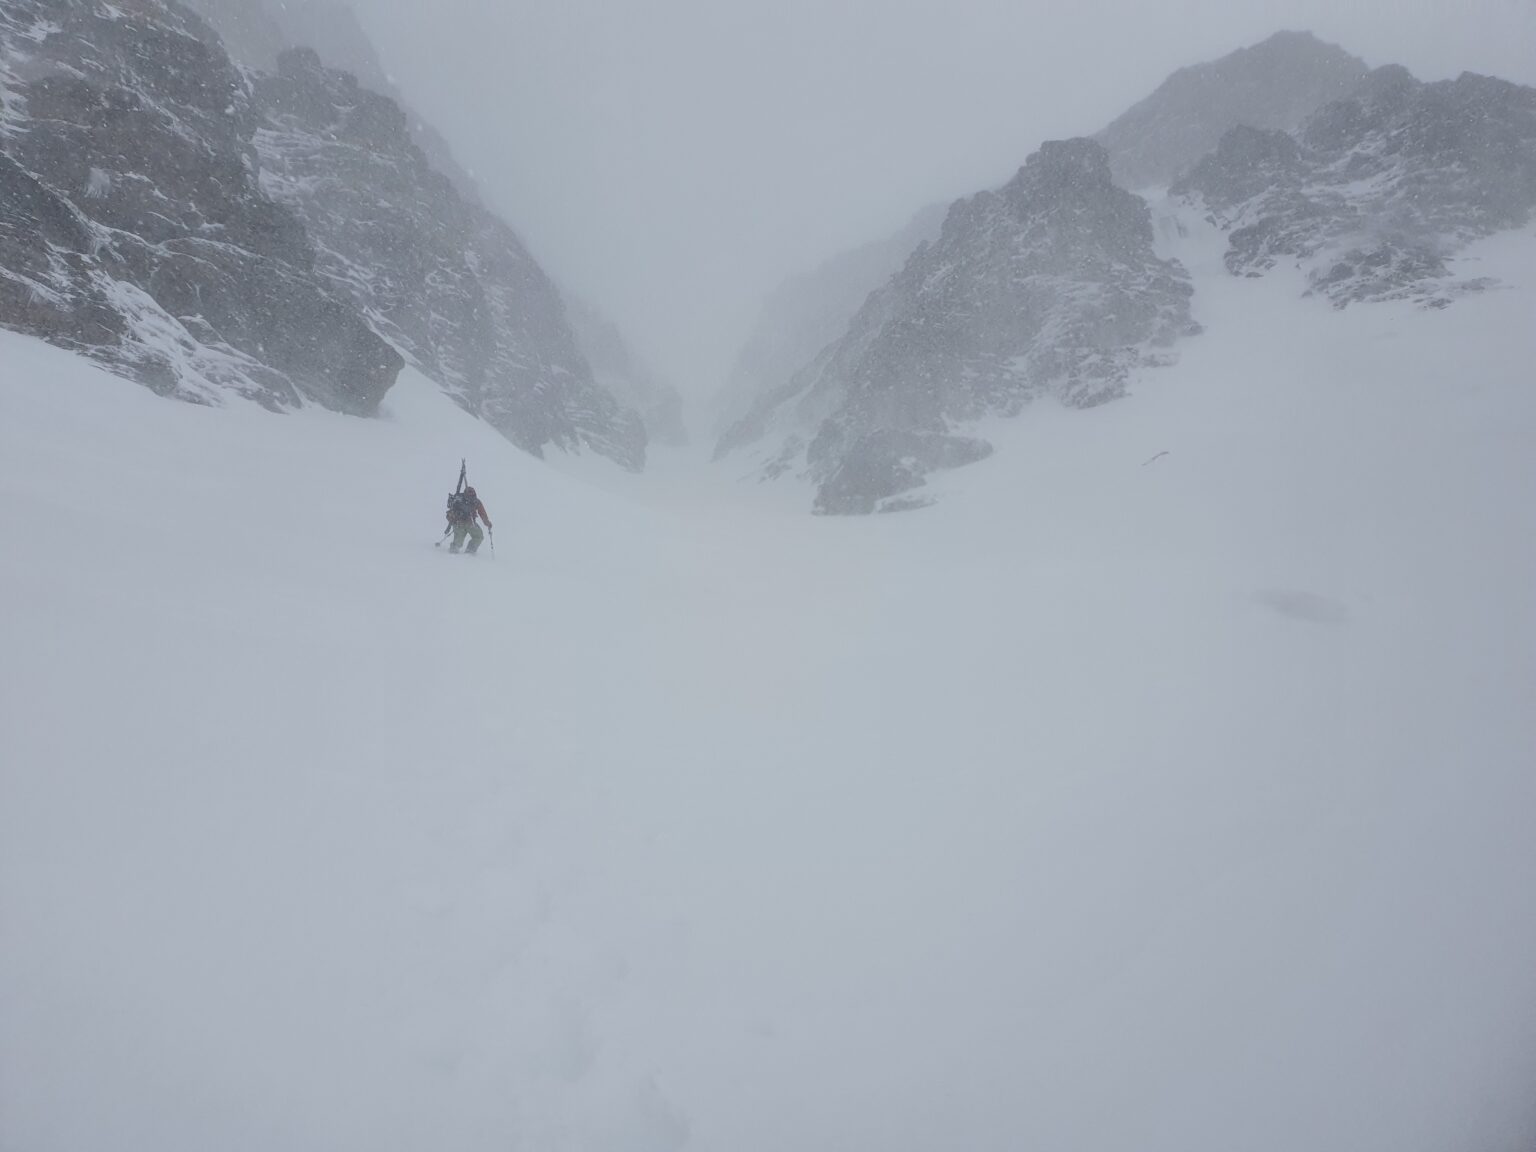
[3,216,1535,1151]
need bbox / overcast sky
[345,0,1536,401]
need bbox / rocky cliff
[0,0,400,412]
[1174,66,1536,306]
[252,48,645,467]
[0,0,649,468]
[717,32,1368,473]
[182,0,480,203]
[721,140,1199,514]
[716,34,1536,515]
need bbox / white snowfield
[3,216,1535,1152]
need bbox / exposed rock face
[183,0,481,203]
[0,0,400,412]
[715,34,1536,516]
[252,48,646,467]
[714,203,947,442]
[1174,66,1536,306]
[1096,30,1369,190]
[0,0,645,466]
[564,296,688,447]
[716,32,1367,472]
[722,140,1199,514]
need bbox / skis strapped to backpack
[445,459,473,523]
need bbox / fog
[340,0,1536,399]
[6,2,1536,1146]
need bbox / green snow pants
[449,520,484,554]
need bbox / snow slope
[3,216,1536,1152]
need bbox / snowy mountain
[203,0,679,454]
[716,32,1368,470]
[183,0,482,203]
[1096,30,1369,190]
[6,205,1536,1149]
[5,7,1536,1147]
[713,203,947,440]
[0,0,648,469]
[719,45,1536,514]
[253,48,646,468]
[0,0,401,412]
[721,139,1199,513]
[1174,65,1536,306]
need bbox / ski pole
[488,527,495,558]
[434,522,452,547]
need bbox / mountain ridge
[1174,64,1536,307]
[0,0,650,470]
[716,35,1536,514]
[0,0,402,413]
[724,138,1199,513]
[253,46,647,468]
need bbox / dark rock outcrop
[182,0,482,204]
[716,32,1368,475]
[722,140,1199,514]
[1174,67,1536,305]
[250,48,645,467]
[0,0,400,411]
[194,0,656,465]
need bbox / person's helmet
[464,486,476,497]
